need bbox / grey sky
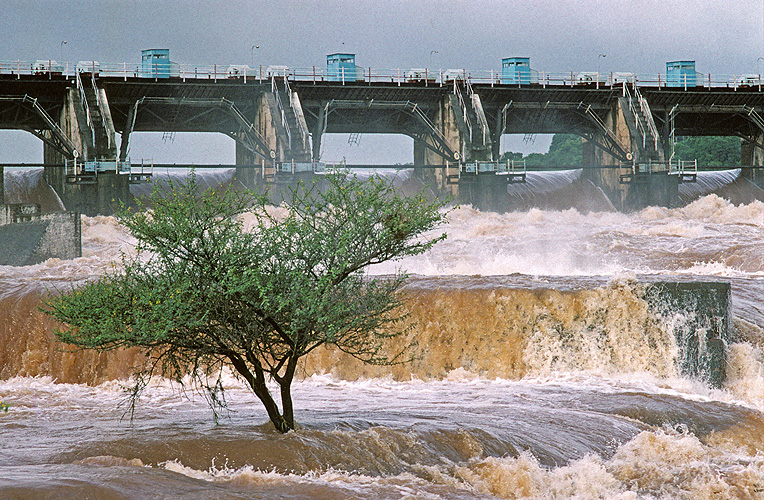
[2,0,763,163]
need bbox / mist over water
[1,167,763,499]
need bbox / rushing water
[1,168,763,499]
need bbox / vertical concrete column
[43,88,90,211]
[261,92,286,162]
[587,99,677,210]
[95,88,118,159]
[234,137,259,189]
[43,130,67,201]
[584,102,628,209]
[234,92,283,190]
[62,172,130,216]
[419,95,509,210]
[311,101,328,163]
[581,138,602,202]
[582,138,596,166]
[741,134,764,189]
[0,166,4,205]
[45,89,131,215]
[416,96,462,198]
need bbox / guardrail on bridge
[3,59,764,90]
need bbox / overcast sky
[2,0,762,163]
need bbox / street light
[429,50,439,82]
[251,45,259,68]
[758,57,763,77]
[597,53,606,88]
[60,40,67,62]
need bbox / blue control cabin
[501,57,536,85]
[666,60,699,88]
[327,53,362,82]
[142,49,171,78]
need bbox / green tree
[673,136,741,166]
[500,134,583,166]
[498,151,524,162]
[544,134,583,166]
[43,174,448,432]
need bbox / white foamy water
[368,194,764,278]
[1,168,763,499]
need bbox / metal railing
[5,58,764,91]
[448,159,527,177]
[669,159,698,177]
[466,79,490,147]
[271,76,292,150]
[269,161,356,175]
[65,157,153,179]
[623,84,649,150]
[284,76,310,150]
[453,79,473,143]
[634,86,659,150]
[90,68,113,151]
[743,105,764,131]
[626,158,698,177]
[74,71,96,149]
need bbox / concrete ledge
[645,281,730,388]
[0,203,42,224]
[0,206,81,266]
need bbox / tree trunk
[279,354,299,430]
[228,354,293,433]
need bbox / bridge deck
[3,73,764,150]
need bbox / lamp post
[60,41,67,75]
[429,50,438,83]
[758,57,763,77]
[251,45,259,68]
[597,53,606,88]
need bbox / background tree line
[500,134,742,166]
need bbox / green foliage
[43,173,449,432]
[673,136,741,166]
[0,401,9,412]
[500,134,742,167]
[500,134,583,166]
[544,134,584,166]
[499,151,524,162]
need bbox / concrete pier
[0,204,81,266]
[5,72,764,214]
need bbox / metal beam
[323,99,461,162]
[0,95,78,158]
[123,97,274,160]
[119,100,138,160]
[577,102,631,162]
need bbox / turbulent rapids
[1,167,763,499]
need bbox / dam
[2,53,764,215]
